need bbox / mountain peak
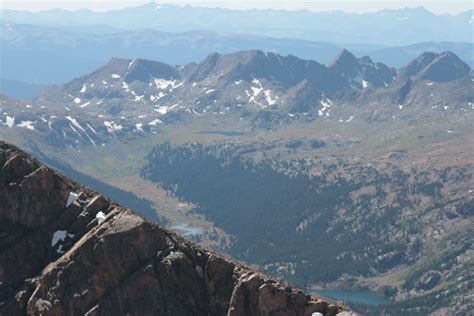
[399,51,470,82]
[94,57,181,83]
[330,49,358,67]
[328,49,360,77]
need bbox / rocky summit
[0,141,350,315]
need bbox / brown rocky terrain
[0,140,351,315]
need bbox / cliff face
[0,141,348,316]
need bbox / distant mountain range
[0,49,471,148]
[1,20,472,92]
[1,4,472,45]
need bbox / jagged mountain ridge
[0,49,471,149]
[0,140,349,315]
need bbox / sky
[1,0,472,14]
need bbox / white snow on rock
[318,98,333,116]
[86,123,98,135]
[66,192,79,207]
[155,103,179,115]
[399,105,404,110]
[25,104,33,108]
[346,116,354,122]
[174,81,184,89]
[264,89,278,106]
[80,84,87,93]
[79,101,91,108]
[250,79,263,97]
[17,121,35,130]
[234,80,242,85]
[133,95,144,102]
[122,82,129,92]
[73,98,81,104]
[149,119,163,126]
[5,116,14,128]
[104,121,123,133]
[136,123,143,131]
[205,89,215,94]
[111,73,121,79]
[51,230,67,247]
[362,80,368,88]
[246,78,266,106]
[66,116,96,146]
[51,230,74,253]
[102,80,108,85]
[156,92,167,100]
[96,211,106,225]
[154,78,177,90]
[66,116,85,132]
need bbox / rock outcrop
[0,141,349,315]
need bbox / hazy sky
[1,0,472,14]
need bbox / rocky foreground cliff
[0,141,350,315]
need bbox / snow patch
[155,103,178,115]
[5,116,14,128]
[80,84,87,93]
[86,123,98,135]
[149,119,163,126]
[51,230,67,247]
[103,121,123,133]
[66,192,78,208]
[122,81,129,91]
[73,98,81,104]
[17,121,35,130]
[362,80,368,88]
[66,116,85,132]
[96,211,106,225]
[154,78,183,90]
[318,98,333,116]
[111,73,121,79]
[133,94,144,102]
[264,90,278,106]
[79,101,91,108]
